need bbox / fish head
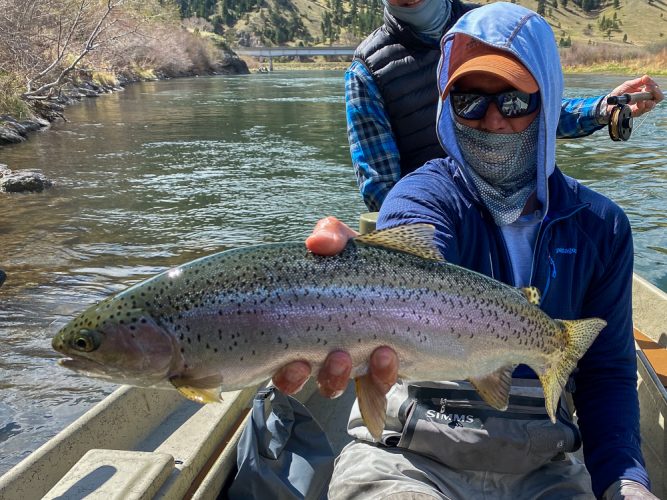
[52,296,177,386]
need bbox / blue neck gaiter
[383,0,452,40]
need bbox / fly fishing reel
[607,91,654,142]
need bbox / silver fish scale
[112,242,563,391]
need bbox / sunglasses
[449,90,540,120]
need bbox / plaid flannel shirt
[346,60,606,211]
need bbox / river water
[0,71,665,475]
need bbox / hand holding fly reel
[607,91,654,141]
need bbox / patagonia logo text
[554,248,577,255]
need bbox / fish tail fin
[538,318,606,423]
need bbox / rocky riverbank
[0,51,249,192]
[0,52,249,148]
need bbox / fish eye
[71,330,98,352]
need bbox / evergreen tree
[537,0,547,15]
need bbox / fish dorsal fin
[354,224,444,261]
[170,374,224,404]
[355,374,388,441]
[469,365,514,411]
[520,286,541,306]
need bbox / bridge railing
[233,46,356,57]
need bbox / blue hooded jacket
[377,3,649,496]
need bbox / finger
[317,350,353,398]
[369,346,399,394]
[305,216,358,256]
[272,360,312,394]
[609,76,644,96]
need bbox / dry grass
[560,41,667,74]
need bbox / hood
[436,2,563,220]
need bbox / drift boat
[0,215,665,499]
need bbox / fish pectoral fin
[469,365,514,411]
[170,374,223,404]
[520,286,542,306]
[354,224,445,262]
[355,374,388,441]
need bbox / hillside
[179,0,667,49]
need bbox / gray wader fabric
[333,379,593,499]
[328,441,594,500]
[228,387,335,500]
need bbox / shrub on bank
[0,74,33,120]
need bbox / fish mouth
[56,354,174,388]
[57,356,116,379]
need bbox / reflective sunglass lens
[499,92,531,117]
[452,94,489,120]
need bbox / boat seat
[42,450,174,500]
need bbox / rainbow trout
[52,225,605,439]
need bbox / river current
[0,71,665,475]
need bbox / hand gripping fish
[52,225,605,440]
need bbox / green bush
[0,73,32,119]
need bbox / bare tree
[22,0,125,99]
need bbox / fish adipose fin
[170,374,224,404]
[354,224,445,262]
[469,365,514,411]
[539,318,607,422]
[520,286,541,306]
[355,374,388,441]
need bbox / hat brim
[442,53,539,98]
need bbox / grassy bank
[560,41,667,76]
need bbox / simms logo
[426,409,475,423]
[554,248,577,255]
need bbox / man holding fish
[275,3,657,499]
[51,3,659,499]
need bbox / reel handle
[606,91,654,106]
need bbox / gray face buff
[454,117,539,226]
[383,0,451,39]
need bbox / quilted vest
[353,0,477,176]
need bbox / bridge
[232,46,357,70]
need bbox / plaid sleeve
[557,96,606,138]
[346,61,402,212]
